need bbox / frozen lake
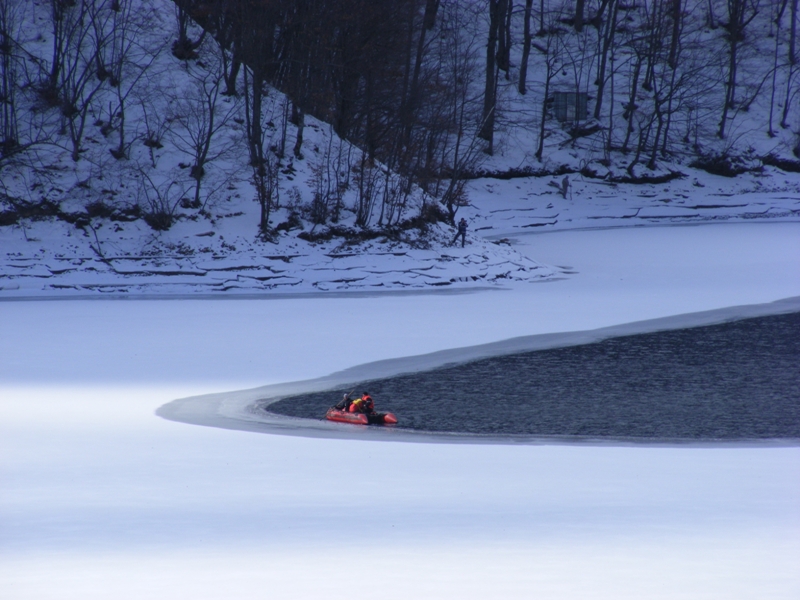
[2,223,799,600]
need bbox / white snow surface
[2,220,800,599]
[2,170,799,296]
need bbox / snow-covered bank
[2,223,799,599]
[2,170,798,297]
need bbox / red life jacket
[363,396,374,412]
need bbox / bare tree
[354,154,378,227]
[620,48,645,154]
[768,0,790,137]
[718,0,760,139]
[172,1,205,60]
[91,0,164,159]
[790,0,798,65]
[253,149,280,235]
[167,48,239,207]
[478,0,506,152]
[133,70,172,169]
[668,0,684,69]
[535,32,562,161]
[246,86,287,235]
[402,0,441,144]
[519,0,534,94]
[593,0,619,119]
[46,0,72,100]
[498,0,512,76]
[574,0,586,32]
[54,0,106,161]
[308,123,354,226]
[0,0,22,156]
[782,0,799,129]
[135,165,189,230]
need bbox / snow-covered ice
[2,222,799,599]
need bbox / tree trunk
[575,0,585,32]
[405,0,440,143]
[252,68,264,163]
[791,0,798,66]
[707,0,716,28]
[769,0,789,136]
[606,36,615,158]
[49,0,69,93]
[497,0,511,75]
[479,0,501,147]
[519,0,533,94]
[244,66,264,166]
[0,2,18,152]
[661,66,679,155]
[668,0,682,69]
[593,0,618,120]
[399,1,417,140]
[225,52,241,96]
[536,49,555,160]
[294,109,306,160]
[628,113,653,175]
[622,55,643,153]
[539,0,545,35]
[535,73,550,160]
[115,97,126,158]
[781,65,797,128]
[719,0,759,138]
[648,99,665,169]
[719,14,739,138]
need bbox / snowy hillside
[1,0,799,296]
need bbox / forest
[0,0,798,234]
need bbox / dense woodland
[168,0,800,184]
[0,0,799,233]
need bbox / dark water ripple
[268,312,800,440]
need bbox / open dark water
[268,312,800,440]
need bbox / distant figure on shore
[451,217,468,247]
